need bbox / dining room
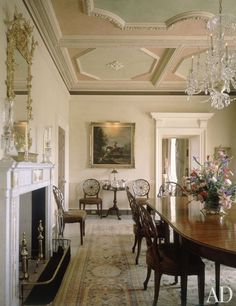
[1,0,236,305]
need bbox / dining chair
[157,181,187,197]
[53,185,86,245]
[126,188,167,265]
[126,188,144,264]
[132,179,150,205]
[156,181,189,283]
[79,178,103,217]
[158,182,221,295]
[138,203,205,306]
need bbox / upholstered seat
[79,178,103,217]
[53,185,86,245]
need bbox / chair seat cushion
[79,197,102,204]
[64,210,87,223]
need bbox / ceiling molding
[165,11,213,27]
[23,0,236,94]
[151,48,176,86]
[82,0,213,30]
[59,35,209,48]
[70,90,193,95]
[23,0,76,90]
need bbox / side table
[102,185,125,220]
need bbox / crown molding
[23,0,76,90]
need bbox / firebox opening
[19,187,46,259]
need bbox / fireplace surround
[0,159,54,306]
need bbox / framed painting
[90,122,135,168]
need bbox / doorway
[151,112,214,196]
[162,138,189,185]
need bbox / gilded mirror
[5,9,37,158]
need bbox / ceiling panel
[23,0,236,93]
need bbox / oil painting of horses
[90,122,135,168]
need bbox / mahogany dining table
[146,196,236,302]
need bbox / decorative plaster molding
[23,0,76,89]
[59,35,210,48]
[151,48,176,86]
[150,112,214,128]
[82,0,212,30]
[106,60,124,71]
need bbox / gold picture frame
[90,122,135,168]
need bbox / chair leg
[135,236,143,265]
[80,221,83,245]
[198,268,205,306]
[215,262,220,300]
[153,271,162,306]
[132,235,138,253]
[143,266,152,290]
[83,220,85,236]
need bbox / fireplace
[0,160,54,306]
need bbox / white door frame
[151,112,214,196]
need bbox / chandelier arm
[186,0,236,110]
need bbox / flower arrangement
[188,149,236,210]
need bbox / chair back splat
[132,179,150,205]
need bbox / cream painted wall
[0,0,70,201]
[69,95,236,210]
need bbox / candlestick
[225,43,228,62]
[210,34,213,54]
[191,56,194,71]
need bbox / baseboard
[86,209,132,216]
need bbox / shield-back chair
[132,179,150,205]
[79,178,103,217]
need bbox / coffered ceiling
[23,0,236,94]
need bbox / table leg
[104,189,121,220]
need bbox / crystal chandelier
[186,0,236,109]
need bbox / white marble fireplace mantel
[0,160,54,306]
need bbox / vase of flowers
[187,149,236,214]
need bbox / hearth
[0,160,54,306]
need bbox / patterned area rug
[53,216,236,306]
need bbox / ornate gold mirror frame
[2,9,37,160]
